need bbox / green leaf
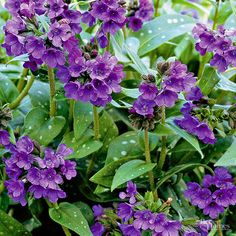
[230,0,236,17]
[216,71,236,92]
[99,111,119,153]
[90,157,138,187]
[0,209,31,236]
[156,163,213,189]
[121,87,141,98]
[73,202,94,225]
[215,139,236,166]
[105,131,143,164]
[49,202,92,236]
[166,119,204,158]
[197,64,221,95]
[61,131,103,159]
[138,131,159,151]
[24,107,66,145]
[111,160,156,191]
[28,81,50,108]
[73,101,102,140]
[131,14,196,56]
[6,54,29,65]
[0,78,19,103]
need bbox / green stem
[158,106,167,170]
[216,219,223,236]
[17,68,28,92]
[9,74,35,109]
[212,0,220,30]
[122,26,127,39]
[144,128,158,200]
[155,0,160,17]
[48,67,56,117]
[61,226,71,236]
[0,169,6,195]
[93,106,100,140]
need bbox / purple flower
[186,87,203,101]
[210,53,229,72]
[48,22,72,47]
[48,0,65,18]
[43,188,66,203]
[149,213,167,232]
[139,83,158,100]
[133,210,154,230]
[128,17,143,32]
[184,182,201,200]
[5,179,27,206]
[39,168,63,189]
[82,12,96,27]
[27,167,42,185]
[117,203,133,222]
[28,185,45,199]
[0,130,10,146]
[194,123,216,144]
[92,205,104,218]
[2,34,25,56]
[60,160,77,180]
[132,97,156,116]
[91,222,105,236]
[158,220,182,236]
[119,224,141,236]
[203,201,224,219]
[25,36,46,59]
[119,181,137,204]
[212,189,231,207]
[155,89,178,107]
[214,167,234,188]
[5,0,21,15]
[42,48,66,68]
[191,188,212,209]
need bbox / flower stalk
[216,219,223,236]
[93,106,100,140]
[155,0,160,16]
[17,68,28,92]
[158,106,167,170]
[48,67,57,117]
[144,127,158,200]
[9,74,35,109]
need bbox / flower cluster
[3,0,82,71]
[185,167,236,219]
[183,220,213,236]
[127,0,154,32]
[1,132,76,205]
[90,181,184,236]
[193,23,236,72]
[57,49,125,107]
[175,98,216,145]
[130,61,196,119]
[81,0,126,48]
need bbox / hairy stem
[213,0,220,30]
[0,168,6,195]
[216,219,223,236]
[17,68,28,92]
[48,67,56,117]
[9,74,35,109]
[93,106,100,140]
[144,128,158,200]
[158,106,167,170]
[155,0,160,16]
[61,226,71,236]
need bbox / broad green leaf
[105,131,143,164]
[216,72,236,92]
[111,160,156,191]
[61,131,103,159]
[166,119,204,158]
[73,202,94,225]
[6,54,29,65]
[24,107,66,145]
[131,14,196,56]
[49,202,92,236]
[215,139,236,166]
[197,64,221,95]
[230,0,236,17]
[0,209,31,236]
[28,81,50,108]
[154,124,176,136]
[156,163,213,189]
[0,78,19,103]
[99,111,119,153]
[90,157,138,187]
[73,101,102,140]
[121,87,141,98]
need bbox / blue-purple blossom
[91,222,106,236]
[185,168,236,219]
[119,181,137,204]
[2,132,77,206]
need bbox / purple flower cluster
[127,0,154,32]
[184,220,213,236]
[1,132,76,206]
[81,0,126,48]
[193,23,236,72]
[185,167,236,219]
[90,181,182,236]
[3,0,82,71]
[130,61,196,117]
[57,51,125,107]
[175,100,216,144]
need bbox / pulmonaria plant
[81,0,127,48]
[0,131,76,205]
[185,167,236,219]
[127,0,154,32]
[129,60,196,129]
[193,23,236,72]
[3,0,82,70]
[56,44,125,107]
